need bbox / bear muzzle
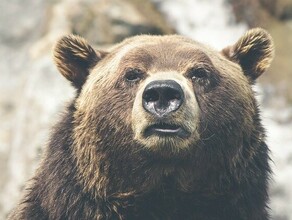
[141,80,191,138]
[131,73,200,150]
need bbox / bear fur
[9,28,274,220]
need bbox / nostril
[165,88,181,102]
[143,90,159,103]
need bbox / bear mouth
[144,123,190,138]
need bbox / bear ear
[222,28,274,81]
[53,35,107,89]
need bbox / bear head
[53,28,274,193]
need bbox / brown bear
[9,28,274,220]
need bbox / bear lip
[144,123,190,138]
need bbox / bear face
[54,29,273,158]
[20,28,274,219]
[53,29,274,192]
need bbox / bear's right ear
[53,35,107,89]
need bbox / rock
[227,0,272,27]
[30,0,174,59]
[227,0,292,26]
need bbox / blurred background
[0,0,291,219]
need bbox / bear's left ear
[222,28,274,81]
[53,35,107,89]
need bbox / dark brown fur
[9,28,274,220]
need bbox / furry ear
[53,35,107,88]
[222,28,274,81]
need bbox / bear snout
[142,80,184,118]
[132,74,200,151]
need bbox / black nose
[142,80,184,117]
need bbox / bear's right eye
[125,68,144,82]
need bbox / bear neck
[32,102,270,219]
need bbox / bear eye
[188,67,208,80]
[125,68,144,82]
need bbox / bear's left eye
[188,67,208,80]
[125,68,144,82]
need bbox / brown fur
[9,28,274,220]
[222,28,274,80]
[53,35,107,89]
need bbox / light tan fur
[132,71,200,151]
